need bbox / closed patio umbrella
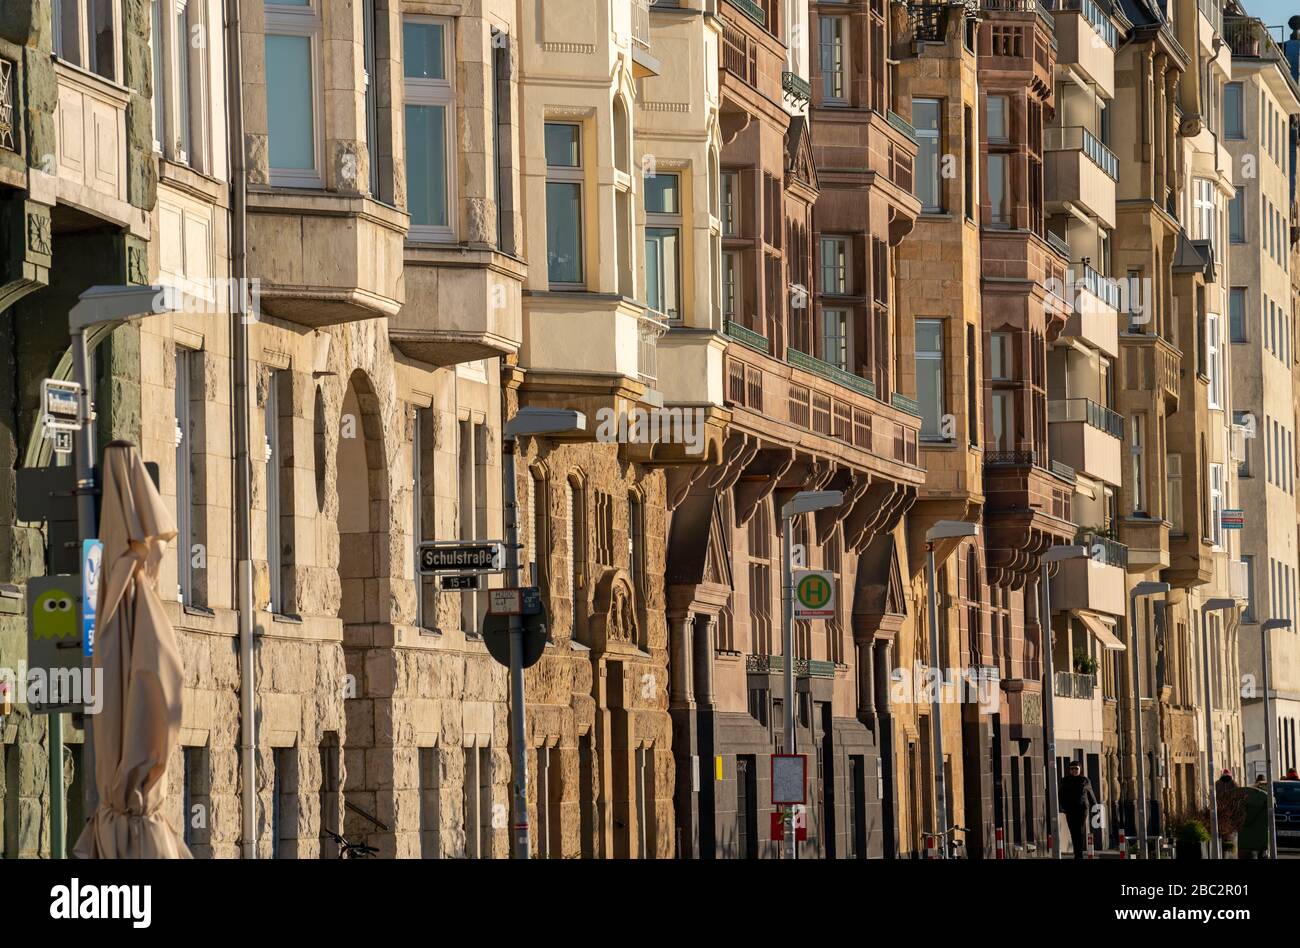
[74,441,190,858]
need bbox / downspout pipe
[225,0,257,859]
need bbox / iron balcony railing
[782,71,812,105]
[1054,671,1097,699]
[1044,125,1118,180]
[911,1,948,42]
[1051,459,1077,483]
[887,109,917,144]
[985,449,1038,466]
[724,319,771,354]
[787,348,876,399]
[1046,229,1071,260]
[1077,529,1129,567]
[1045,0,1117,48]
[631,0,651,49]
[982,0,1058,39]
[728,0,766,27]
[1048,397,1124,439]
[637,310,669,383]
[1224,16,1300,100]
[745,654,836,678]
[1075,261,1121,311]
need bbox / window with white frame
[266,371,284,613]
[545,122,584,287]
[722,251,739,318]
[363,0,382,200]
[820,236,849,295]
[1130,414,1146,513]
[822,308,849,372]
[1224,82,1244,139]
[819,15,848,104]
[720,171,739,237]
[1210,462,1224,547]
[914,98,942,213]
[175,348,196,606]
[1229,287,1247,343]
[1194,178,1217,253]
[645,173,682,320]
[916,319,946,440]
[265,0,322,187]
[1166,452,1183,532]
[151,0,208,170]
[54,0,119,82]
[1207,311,1222,409]
[404,17,455,240]
[986,95,1008,142]
[1234,409,1252,477]
[459,418,486,634]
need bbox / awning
[1077,610,1125,651]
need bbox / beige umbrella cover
[73,442,191,858]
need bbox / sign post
[792,570,836,620]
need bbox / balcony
[1198,0,1223,38]
[1050,555,1126,615]
[248,190,406,327]
[1048,398,1123,485]
[1118,515,1171,570]
[1230,558,1249,602]
[1059,263,1120,356]
[52,61,135,229]
[628,0,660,78]
[1225,17,1300,100]
[389,248,523,366]
[1121,332,1181,408]
[981,0,1057,93]
[782,71,812,107]
[746,654,837,679]
[1045,127,1117,228]
[1054,671,1098,699]
[1046,0,1116,96]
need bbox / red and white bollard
[1119,829,1127,860]
[995,826,1005,860]
[926,835,938,859]
[1086,832,1096,860]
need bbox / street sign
[418,541,505,575]
[40,379,81,432]
[792,569,836,619]
[81,539,101,658]
[440,574,481,591]
[50,429,73,456]
[769,806,808,842]
[25,575,86,715]
[771,753,807,805]
[489,588,522,615]
[481,604,550,669]
[1221,509,1245,530]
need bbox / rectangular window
[967,324,978,446]
[1225,82,1244,139]
[265,372,284,614]
[54,0,119,81]
[986,95,1009,143]
[1167,452,1183,533]
[822,308,850,371]
[915,98,942,213]
[989,332,1012,380]
[318,733,340,859]
[722,251,739,318]
[987,153,1010,227]
[820,236,849,295]
[175,348,195,607]
[1130,415,1145,514]
[462,744,491,858]
[916,319,946,440]
[151,0,208,169]
[545,122,584,286]
[459,418,486,634]
[1234,409,1253,477]
[1242,554,1256,623]
[404,17,454,240]
[265,1,321,186]
[720,171,739,237]
[1210,463,1224,547]
[1229,187,1246,243]
[964,106,975,221]
[1230,287,1247,343]
[271,747,298,859]
[645,173,682,320]
[819,16,848,103]
[1207,312,1222,408]
[992,391,1014,452]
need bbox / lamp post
[1127,580,1169,858]
[923,520,980,858]
[501,406,586,859]
[1039,544,1088,859]
[1200,597,1236,859]
[1260,618,1290,859]
[779,490,843,860]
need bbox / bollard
[995,826,1005,860]
[1119,828,1127,860]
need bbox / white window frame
[986,95,1009,143]
[914,97,943,214]
[151,0,209,171]
[54,0,122,83]
[546,121,586,289]
[720,171,740,237]
[265,372,283,613]
[265,0,324,189]
[722,250,740,319]
[819,15,848,105]
[916,318,946,441]
[175,348,194,605]
[820,236,850,296]
[1210,462,1224,549]
[404,15,456,242]
[822,307,850,372]
[1207,311,1222,409]
[645,172,683,320]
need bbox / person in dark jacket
[1239,776,1270,858]
[1059,762,1099,859]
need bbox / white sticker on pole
[792,569,835,619]
[771,754,807,805]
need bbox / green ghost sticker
[32,588,78,640]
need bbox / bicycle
[919,824,969,858]
[323,827,379,859]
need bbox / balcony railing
[638,310,669,383]
[1051,459,1077,483]
[1046,229,1071,260]
[787,348,876,398]
[892,392,921,416]
[886,109,917,144]
[1044,125,1118,180]
[1054,671,1097,699]
[1049,397,1123,439]
[746,654,836,678]
[632,0,651,49]
[912,1,949,42]
[1045,0,1117,48]
[985,449,1038,466]
[724,319,771,355]
[982,0,1058,40]
[1075,262,1121,311]
[0,58,14,153]
[1224,17,1300,100]
[1077,530,1128,568]
[721,18,757,86]
[782,71,812,105]
[728,0,766,27]
[1198,0,1223,39]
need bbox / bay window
[916,319,946,440]
[914,98,942,213]
[404,17,455,240]
[820,236,849,295]
[645,173,682,320]
[265,0,322,187]
[987,153,1009,228]
[545,122,585,287]
[822,308,849,371]
[819,15,848,104]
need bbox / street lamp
[924,519,979,858]
[1260,618,1290,859]
[1128,580,1169,859]
[1200,597,1237,859]
[501,406,586,859]
[779,490,844,860]
[1039,544,1089,858]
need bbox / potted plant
[1073,650,1098,676]
[1175,819,1209,859]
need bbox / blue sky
[1242,0,1299,31]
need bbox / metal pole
[1200,607,1220,858]
[502,436,530,859]
[1040,565,1060,859]
[782,514,796,860]
[49,716,64,858]
[1129,589,1147,858]
[925,544,948,859]
[71,329,98,823]
[1262,622,1278,859]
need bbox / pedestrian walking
[1059,761,1098,860]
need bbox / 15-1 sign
[418,541,505,575]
